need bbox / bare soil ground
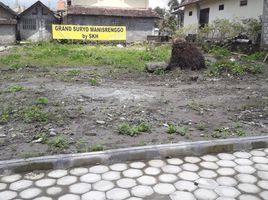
[0,60,267,160]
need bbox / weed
[0,112,9,124]
[177,126,188,136]
[36,97,49,105]
[48,135,69,151]
[75,138,89,153]
[91,144,104,151]
[154,68,166,75]
[67,69,81,76]
[167,124,177,134]
[6,85,24,93]
[137,122,151,132]
[196,122,207,131]
[209,46,232,59]
[18,106,49,123]
[188,101,207,115]
[118,121,151,137]
[233,123,247,137]
[139,140,146,146]
[88,78,99,86]
[243,51,266,62]
[33,133,48,144]
[212,127,231,138]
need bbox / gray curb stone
[0,136,268,174]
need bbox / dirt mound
[168,40,206,70]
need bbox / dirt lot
[0,47,268,160]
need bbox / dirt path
[0,66,267,160]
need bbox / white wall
[184,0,263,28]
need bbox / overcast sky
[2,0,170,9]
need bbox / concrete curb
[0,136,268,174]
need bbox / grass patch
[88,78,99,86]
[48,135,69,151]
[196,122,208,131]
[6,85,25,93]
[118,121,151,137]
[33,132,48,144]
[67,69,81,76]
[91,144,104,152]
[209,46,232,59]
[0,42,171,71]
[17,106,49,123]
[167,124,188,136]
[0,112,9,124]
[35,97,49,105]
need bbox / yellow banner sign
[52,24,126,41]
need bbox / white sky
[2,0,170,9]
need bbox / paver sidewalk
[0,148,268,200]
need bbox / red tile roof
[67,6,160,18]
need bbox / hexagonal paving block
[216,197,235,200]
[102,171,121,181]
[215,186,240,198]
[216,177,237,187]
[70,168,88,176]
[46,187,63,196]
[158,174,178,183]
[107,188,130,200]
[0,183,7,191]
[137,175,157,185]
[10,180,33,191]
[58,194,80,200]
[129,162,146,169]
[178,171,199,181]
[182,163,199,172]
[24,172,45,180]
[117,178,137,189]
[93,180,114,191]
[1,174,21,183]
[80,173,101,183]
[255,164,268,171]
[184,156,201,163]
[57,176,77,186]
[198,170,217,178]
[237,183,261,194]
[234,159,253,166]
[123,169,143,178]
[144,167,161,175]
[89,165,109,174]
[250,150,266,157]
[217,160,236,168]
[110,163,128,171]
[201,155,218,162]
[35,179,56,188]
[217,168,236,176]
[170,191,196,200]
[251,156,268,164]
[69,182,91,194]
[234,165,256,174]
[260,191,268,200]
[217,153,235,160]
[153,183,176,195]
[195,178,218,189]
[233,152,251,159]
[235,174,257,183]
[167,158,184,165]
[257,180,268,189]
[20,188,42,199]
[148,160,166,168]
[194,188,218,200]
[174,180,197,192]
[162,165,182,174]
[131,185,154,198]
[48,170,67,178]
[126,198,142,200]
[257,171,268,180]
[82,191,106,200]
[238,194,261,200]
[200,162,219,170]
[0,191,17,200]
[33,197,53,200]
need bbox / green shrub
[167,124,177,134]
[137,122,151,132]
[177,126,188,136]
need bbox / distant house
[178,0,263,30]
[0,2,17,44]
[262,0,268,49]
[18,1,58,41]
[63,0,159,42]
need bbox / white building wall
[184,0,263,28]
